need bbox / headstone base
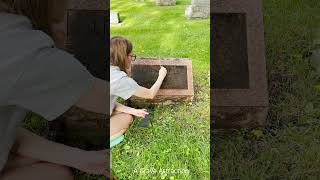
[48,107,108,150]
[212,106,268,129]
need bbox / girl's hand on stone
[129,108,149,117]
[159,66,167,78]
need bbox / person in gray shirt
[0,1,108,179]
[110,36,167,141]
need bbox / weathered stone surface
[211,0,268,129]
[185,0,210,19]
[132,65,188,89]
[155,0,176,6]
[130,58,194,106]
[110,11,120,24]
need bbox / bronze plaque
[211,13,249,89]
[132,65,188,89]
[67,10,108,80]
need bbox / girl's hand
[159,66,167,78]
[129,108,149,117]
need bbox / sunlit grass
[111,0,210,179]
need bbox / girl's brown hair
[0,0,51,35]
[110,36,133,73]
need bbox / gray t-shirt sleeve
[7,47,95,121]
[0,13,96,120]
[113,76,139,100]
[0,13,96,172]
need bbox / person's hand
[128,108,149,118]
[159,66,167,78]
[74,149,109,177]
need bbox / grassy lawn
[111,0,210,179]
[213,0,320,179]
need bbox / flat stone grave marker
[48,0,108,150]
[155,0,176,6]
[130,58,194,105]
[185,0,210,19]
[211,0,269,129]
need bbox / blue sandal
[110,135,124,148]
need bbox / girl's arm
[133,66,167,99]
[14,128,108,176]
[115,102,148,117]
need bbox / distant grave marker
[110,11,120,24]
[211,0,269,128]
[185,0,210,19]
[155,0,176,6]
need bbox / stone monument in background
[185,0,210,19]
[110,11,120,24]
[155,0,176,6]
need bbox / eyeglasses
[129,54,137,61]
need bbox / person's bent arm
[134,66,167,99]
[13,127,108,176]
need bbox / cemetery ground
[213,0,320,179]
[110,0,210,179]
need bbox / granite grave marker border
[211,0,269,128]
[130,58,194,105]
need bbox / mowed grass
[213,0,320,179]
[111,0,210,179]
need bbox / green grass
[213,0,320,179]
[111,0,210,179]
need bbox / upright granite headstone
[185,0,210,19]
[211,0,268,129]
[110,11,120,24]
[155,0,176,6]
[48,0,108,150]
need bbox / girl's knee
[125,114,133,124]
